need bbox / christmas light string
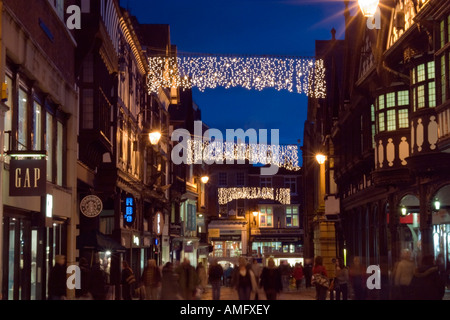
[147,53,326,97]
[218,187,291,205]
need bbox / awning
[77,230,127,252]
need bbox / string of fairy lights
[218,187,291,205]
[185,139,301,171]
[147,53,326,97]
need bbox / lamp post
[149,131,162,145]
[358,0,380,17]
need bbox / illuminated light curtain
[147,54,326,98]
[186,139,301,171]
[218,187,291,205]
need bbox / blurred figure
[142,259,162,300]
[196,262,208,294]
[161,262,181,300]
[304,258,313,288]
[121,261,135,300]
[91,259,107,300]
[410,254,445,300]
[349,256,366,300]
[251,258,262,300]
[334,258,349,300]
[392,249,415,300]
[312,256,328,300]
[293,263,304,291]
[232,257,257,300]
[279,260,291,292]
[76,257,92,300]
[224,263,233,287]
[436,253,448,289]
[260,258,283,300]
[48,255,67,300]
[176,258,199,300]
[208,259,224,300]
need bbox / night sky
[121,0,351,159]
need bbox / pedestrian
[334,258,349,300]
[90,260,107,300]
[232,257,257,300]
[259,258,283,300]
[410,254,445,300]
[75,257,92,300]
[208,259,224,300]
[121,261,135,300]
[312,256,329,300]
[293,263,304,291]
[48,255,67,300]
[304,258,313,288]
[349,256,366,300]
[196,262,208,294]
[251,258,262,300]
[392,249,415,300]
[436,253,448,289]
[279,260,291,292]
[141,259,162,300]
[329,258,337,300]
[176,258,199,300]
[224,263,233,287]
[161,262,181,300]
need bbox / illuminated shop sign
[153,211,163,236]
[123,195,136,226]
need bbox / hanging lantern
[358,0,380,17]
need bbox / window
[284,177,297,194]
[378,112,385,132]
[386,92,395,108]
[18,88,28,150]
[260,177,272,188]
[398,109,409,128]
[398,91,409,106]
[411,62,436,110]
[56,121,64,186]
[285,206,299,227]
[46,113,53,182]
[82,89,94,129]
[4,75,13,155]
[236,172,245,187]
[33,102,42,150]
[376,90,410,133]
[387,109,396,131]
[218,172,227,186]
[259,206,273,227]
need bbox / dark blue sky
[122,0,349,148]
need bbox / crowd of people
[47,251,448,300]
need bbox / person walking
[312,256,329,300]
[121,261,135,300]
[196,262,208,294]
[232,257,257,300]
[392,249,415,300]
[259,258,283,300]
[349,256,366,300]
[141,259,162,300]
[410,254,445,300]
[90,260,107,300]
[48,255,67,300]
[293,263,304,291]
[251,258,262,300]
[208,259,224,300]
[75,257,92,300]
[176,258,199,300]
[304,259,313,288]
[334,258,349,300]
[161,262,181,300]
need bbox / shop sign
[186,204,196,231]
[80,195,103,218]
[9,159,46,196]
[208,229,220,238]
[123,195,136,226]
[153,211,164,235]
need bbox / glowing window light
[147,54,326,98]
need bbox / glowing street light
[201,176,209,184]
[315,154,327,165]
[358,0,379,17]
[149,131,162,145]
[434,199,441,211]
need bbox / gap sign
[9,159,46,196]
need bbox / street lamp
[149,131,162,145]
[358,0,379,17]
[315,153,327,165]
[434,198,441,211]
[201,175,209,184]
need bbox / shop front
[207,220,247,266]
